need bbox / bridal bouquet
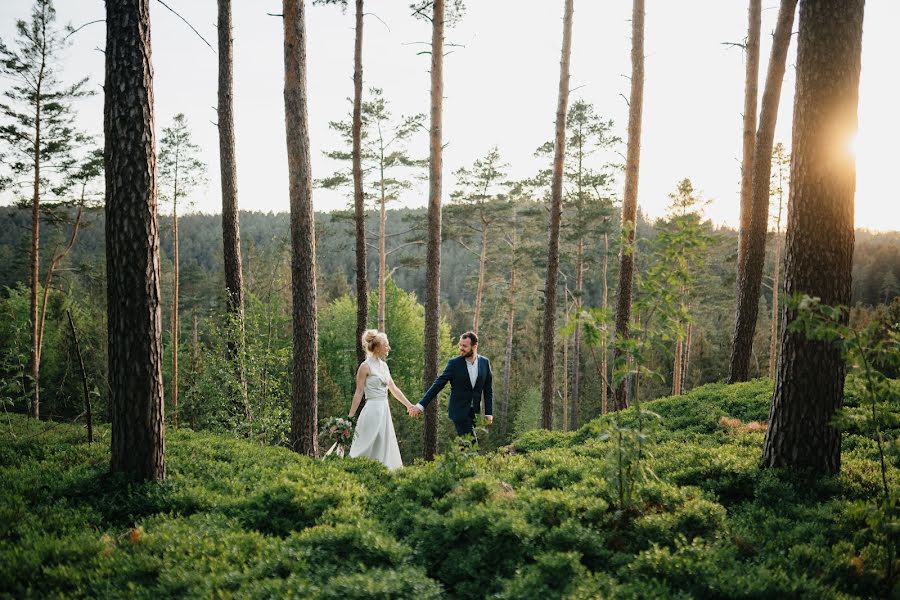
[320,416,355,458]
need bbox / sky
[1,0,898,231]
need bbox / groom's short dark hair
[461,331,478,346]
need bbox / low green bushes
[1,379,897,598]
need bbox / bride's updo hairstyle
[361,329,387,356]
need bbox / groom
[409,331,493,439]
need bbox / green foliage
[2,379,900,598]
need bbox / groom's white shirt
[415,354,492,417]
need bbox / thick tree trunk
[423,0,444,461]
[612,0,645,411]
[728,0,797,382]
[284,0,319,457]
[601,231,609,415]
[737,0,761,286]
[352,0,368,364]
[217,0,250,420]
[540,0,574,430]
[105,0,166,481]
[763,0,864,474]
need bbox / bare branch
[155,0,215,53]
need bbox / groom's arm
[418,359,454,410]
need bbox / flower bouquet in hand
[319,416,355,458]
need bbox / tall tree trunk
[768,199,784,378]
[352,0,368,364]
[67,309,93,444]
[737,0,761,286]
[284,0,319,457]
[28,64,43,420]
[472,221,488,333]
[502,265,516,435]
[763,0,864,474]
[540,0,574,430]
[728,0,797,382]
[105,0,166,481]
[378,164,387,332]
[672,338,683,395]
[172,200,179,427]
[570,243,583,431]
[683,321,693,392]
[601,231,609,415]
[612,0,645,411]
[218,0,250,420]
[422,0,445,461]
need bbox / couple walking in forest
[347,330,494,470]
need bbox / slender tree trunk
[763,0,864,474]
[612,0,645,411]
[472,221,488,333]
[352,0,368,365]
[672,338,683,395]
[683,321,693,392]
[218,0,250,420]
[601,231,609,415]
[36,204,84,400]
[728,0,797,382]
[540,0,574,430]
[570,243,583,431]
[423,0,445,460]
[284,0,319,457]
[67,310,93,444]
[378,164,387,332]
[105,0,166,481]
[737,0,761,286]
[561,311,568,431]
[28,65,43,420]
[768,205,783,378]
[502,265,516,435]
[172,200,179,427]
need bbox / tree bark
[737,0,761,287]
[540,0,574,430]
[423,0,444,460]
[612,0,645,411]
[67,309,93,444]
[728,0,797,383]
[570,242,583,431]
[105,0,166,481]
[502,264,516,436]
[683,321,693,393]
[378,163,387,332]
[763,0,864,474]
[472,221,488,334]
[172,198,179,427]
[672,338,683,395]
[284,0,319,457]
[769,205,783,379]
[601,231,609,415]
[28,58,44,420]
[217,0,250,420]
[352,0,368,364]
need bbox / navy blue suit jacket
[420,355,493,423]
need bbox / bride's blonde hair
[361,329,388,356]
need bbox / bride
[348,330,413,470]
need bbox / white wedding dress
[349,357,403,470]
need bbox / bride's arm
[388,379,413,410]
[348,363,369,417]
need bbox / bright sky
[1,0,898,231]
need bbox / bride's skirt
[349,399,403,470]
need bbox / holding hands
[407,404,423,417]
